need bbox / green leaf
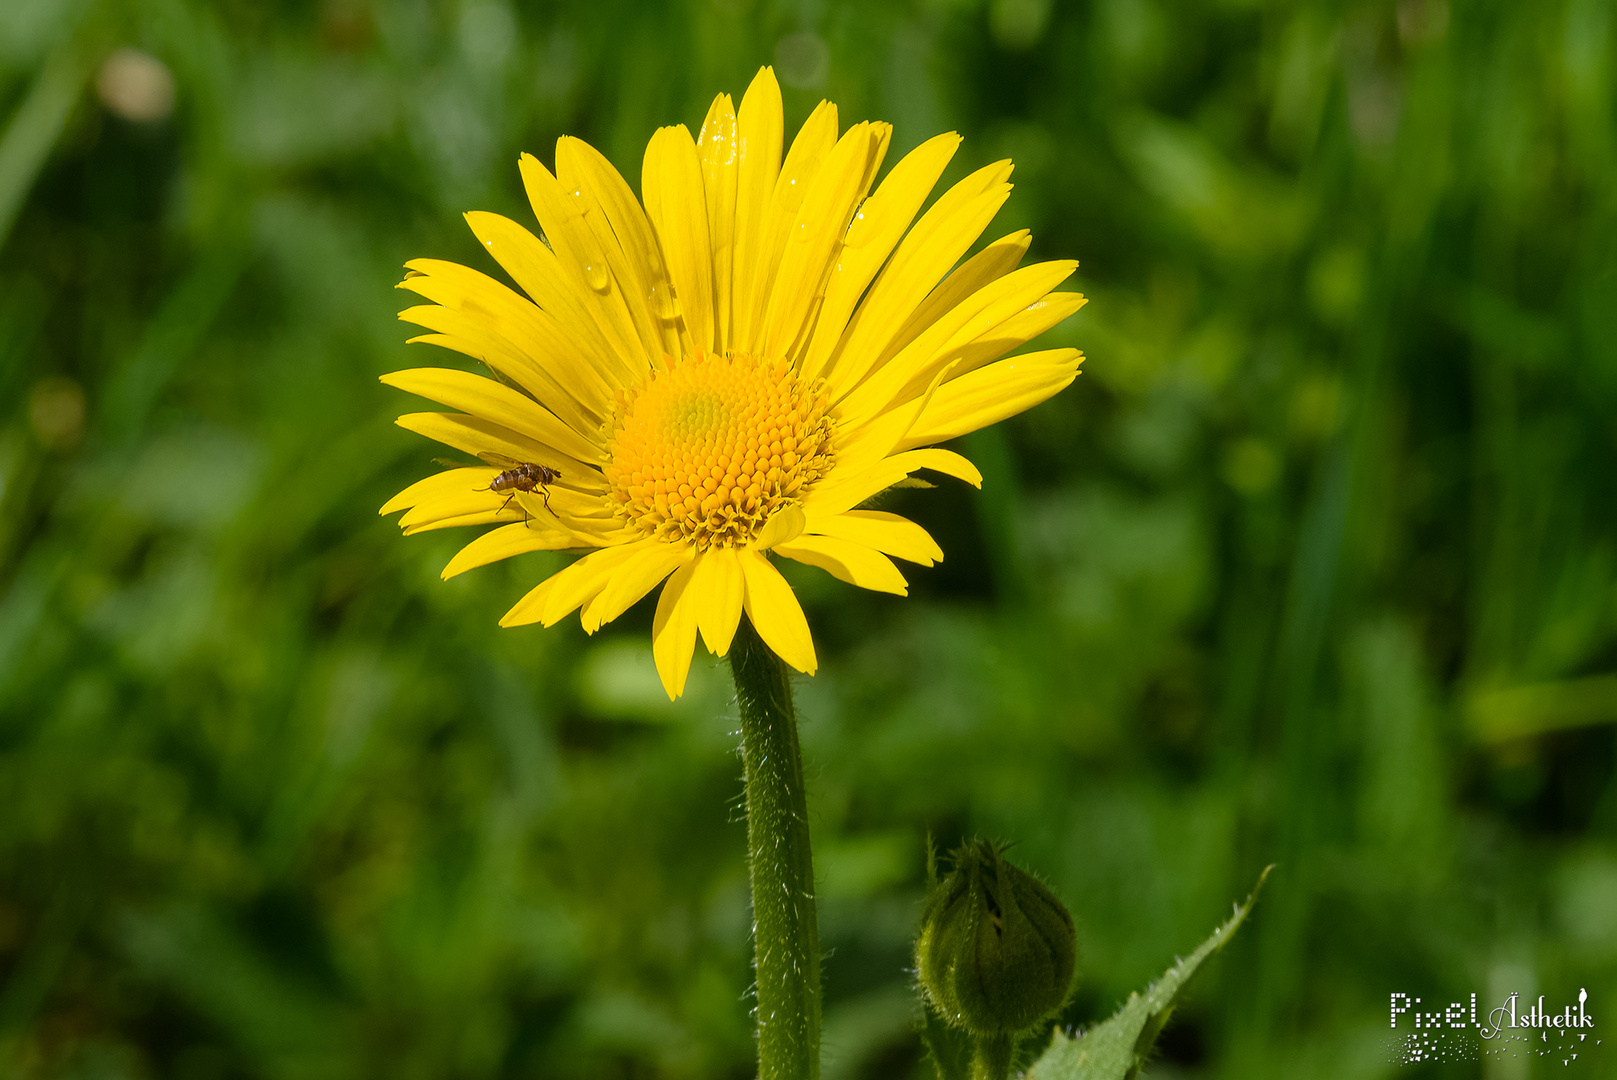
[1025,867,1272,1080]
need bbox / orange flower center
[604,352,835,549]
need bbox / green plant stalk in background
[730,620,822,1080]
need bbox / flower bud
[915,839,1077,1037]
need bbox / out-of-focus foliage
[1,0,1614,1078]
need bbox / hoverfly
[476,453,561,515]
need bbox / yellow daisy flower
[381,67,1085,698]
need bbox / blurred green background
[2,0,1615,1077]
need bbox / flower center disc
[605,352,835,549]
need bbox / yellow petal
[690,547,745,656]
[729,67,784,357]
[544,540,667,626]
[827,356,960,481]
[738,549,817,675]
[392,412,606,494]
[826,404,914,480]
[897,348,1085,450]
[397,312,606,438]
[519,153,656,376]
[399,256,615,429]
[759,121,888,360]
[797,132,963,382]
[773,534,909,595]
[889,447,983,485]
[509,499,640,549]
[397,486,501,525]
[652,559,702,698]
[498,540,656,628]
[699,93,739,355]
[382,368,605,466]
[381,467,496,515]
[643,125,714,355]
[735,95,837,352]
[513,484,620,522]
[857,123,893,198]
[833,260,1079,425]
[556,136,679,359]
[458,213,634,393]
[804,447,983,518]
[805,510,943,566]
[494,543,640,620]
[399,488,514,530]
[819,160,1014,394]
[400,483,618,536]
[402,510,519,536]
[751,503,806,550]
[397,309,604,437]
[581,542,694,633]
[895,291,1087,396]
[886,230,1031,361]
[442,521,579,579]
[500,575,559,628]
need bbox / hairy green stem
[730,620,821,1080]
[971,1033,1015,1080]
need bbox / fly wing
[433,455,515,471]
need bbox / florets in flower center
[605,352,835,549]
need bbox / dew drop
[647,281,678,321]
[583,262,610,291]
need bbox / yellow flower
[381,67,1085,698]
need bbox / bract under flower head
[381,66,1086,697]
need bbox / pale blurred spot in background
[95,47,175,124]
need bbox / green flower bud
[915,839,1077,1037]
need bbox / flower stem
[730,619,821,1080]
[971,1033,1015,1080]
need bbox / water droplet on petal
[647,282,678,322]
